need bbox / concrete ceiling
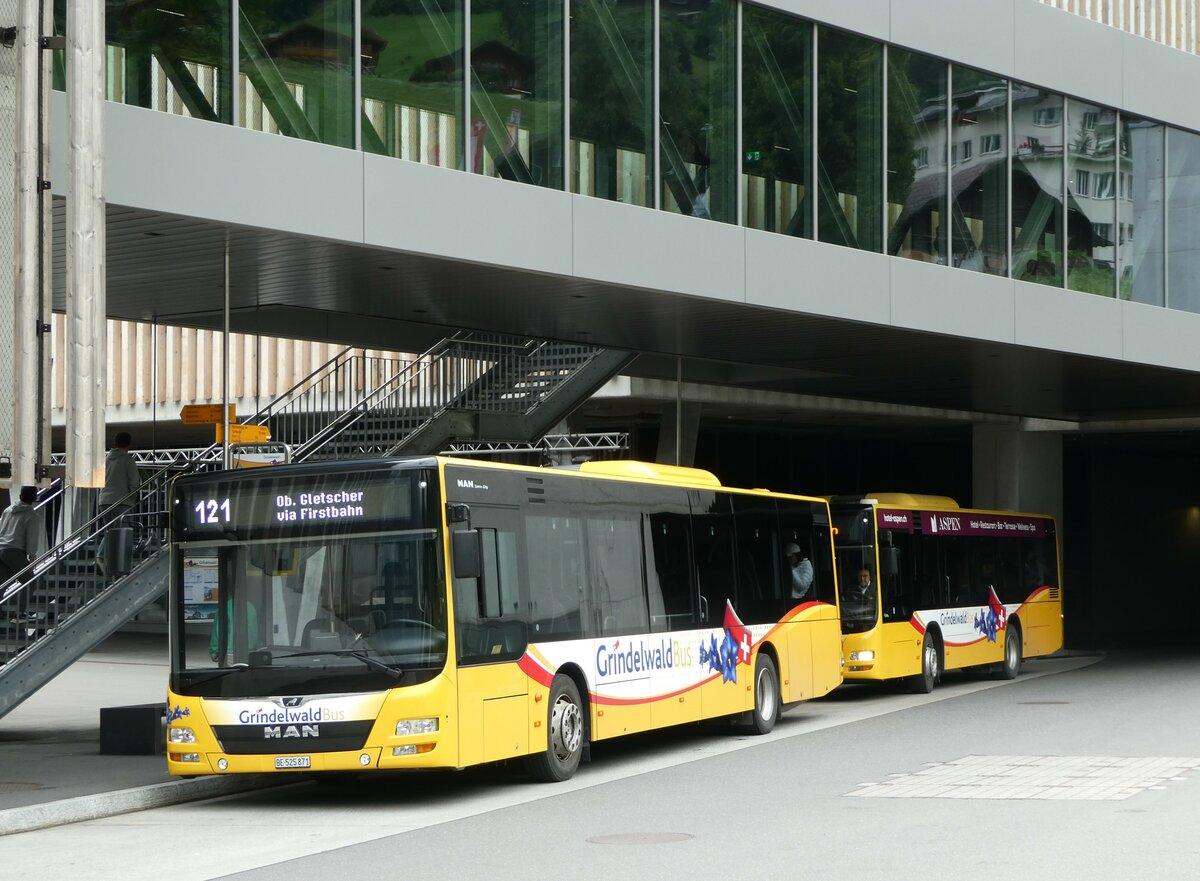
[50,202,1200,427]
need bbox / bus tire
[526,674,584,782]
[909,633,938,694]
[1000,621,1022,680]
[750,653,780,735]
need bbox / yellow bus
[830,494,1063,693]
[166,457,843,781]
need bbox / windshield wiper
[272,649,404,680]
[183,662,251,686]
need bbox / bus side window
[646,510,696,632]
[454,515,526,664]
[690,492,736,627]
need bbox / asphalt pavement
[0,632,275,834]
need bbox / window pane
[239,0,355,146]
[741,7,811,237]
[570,0,653,206]
[1012,84,1063,286]
[690,492,735,627]
[470,0,564,189]
[362,0,463,169]
[659,0,737,223]
[1167,127,1200,313]
[1121,117,1165,305]
[103,1,232,122]
[587,511,647,635]
[524,510,585,637]
[887,49,946,263]
[817,28,882,252]
[1066,99,1116,295]
[951,67,1008,275]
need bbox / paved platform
[0,632,276,834]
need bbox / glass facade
[659,0,737,224]
[1167,128,1200,314]
[43,0,1200,319]
[887,49,946,263]
[742,7,811,237]
[1012,84,1063,286]
[951,66,1008,275]
[1122,117,1165,305]
[239,0,355,146]
[470,0,563,189]
[1066,99,1117,295]
[361,0,464,169]
[817,28,882,252]
[55,0,233,121]
[570,0,654,206]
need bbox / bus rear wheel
[527,674,584,782]
[750,653,780,735]
[908,633,938,694]
[1000,623,1022,680]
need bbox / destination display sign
[918,511,1047,538]
[174,470,418,540]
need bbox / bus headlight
[849,651,875,662]
[168,727,197,744]
[396,718,438,736]
[170,752,201,763]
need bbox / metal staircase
[0,332,631,718]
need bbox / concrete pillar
[64,0,107,528]
[3,0,25,482]
[656,402,701,467]
[972,424,1064,528]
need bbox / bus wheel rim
[756,666,776,719]
[551,694,582,759]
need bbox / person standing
[0,486,44,622]
[785,542,814,600]
[99,432,141,520]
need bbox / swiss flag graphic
[724,600,753,666]
[988,586,1008,631]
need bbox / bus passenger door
[450,505,530,767]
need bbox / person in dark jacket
[0,486,42,623]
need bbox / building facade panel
[1014,283,1124,357]
[572,195,746,303]
[890,259,1016,344]
[1121,297,1200,368]
[889,0,1015,77]
[744,231,889,323]
[363,151,574,276]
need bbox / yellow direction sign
[180,404,236,425]
[214,423,271,444]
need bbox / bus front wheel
[527,674,584,782]
[1000,623,1022,680]
[750,653,780,735]
[909,633,938,694]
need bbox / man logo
[281,697,303,708]
[264,724,320,739]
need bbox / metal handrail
[0,345,357,651]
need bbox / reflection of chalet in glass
[419,42,530,97]
[262,23,387,73]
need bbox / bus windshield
[171,467,446,698]
[832,505,878,633]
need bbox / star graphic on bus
[698,602,754,685]
[973,586,1009,642]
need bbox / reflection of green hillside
[362,11,501,81]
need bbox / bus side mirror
[451,529,481,580]
[881,547,899,579]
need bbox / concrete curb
[0,775,288,836]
